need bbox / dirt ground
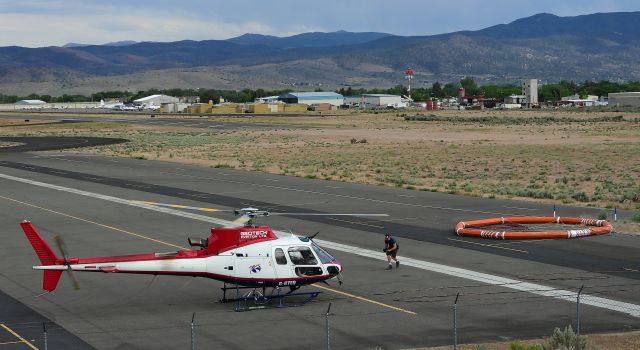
[1,109,638,232]
[416,330,640,349]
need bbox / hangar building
[278,92,344,106]
[608,92,640,107]
[344,94,402,107]
[16,100,46,105]
[134,94,179,105]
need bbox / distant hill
[2,11,640,95]
[227,31,393,48]
[63,40,140,48]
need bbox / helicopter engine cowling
[188,237,207,248]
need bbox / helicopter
[21,206,387,310]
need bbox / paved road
[1,136,639,349]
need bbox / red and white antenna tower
[404,68,414,101]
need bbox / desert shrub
[632,212,640,223]
[597,211,607,220]
[509,341,542,350]
[543,325,586,350]
[572,192,589,202]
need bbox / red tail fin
[43,271,63,292]
[20,221,62,292]
[20,221,59,265]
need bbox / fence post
[576,285,583,338]
[43,322,48,350]
[454,293,459,350]
[191,312,196,350]
[326,303,332,350]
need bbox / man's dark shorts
[386,248,398,258]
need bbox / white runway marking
[159,171,519,216]
[1,172,639,318]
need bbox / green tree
[460,77,480,95]
[432,82,444,98]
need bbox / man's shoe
[386,265,392,270]
[396,261,400,268]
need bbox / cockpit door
[272,247,292,279]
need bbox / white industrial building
[608,92,640,107]
[278,92,344,106]
[15,99,46,105]
[254,95,280,103]
[134,94,179,105]
[521,79,538,107]
[344,94,402,108]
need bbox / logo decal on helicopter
[240,230,269,240]
[249,264,262,274]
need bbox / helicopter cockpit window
[274,248,287,265]
[287,247,318,265]
[311,242,336,264]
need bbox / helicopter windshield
[288,247,318,265]
[311,242,336,264]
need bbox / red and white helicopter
[21,206,386,309]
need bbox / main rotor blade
[267,213,389,217]
[132,201,232,213]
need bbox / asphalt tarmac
[1,136,639,349]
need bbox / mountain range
[1,11,640,96]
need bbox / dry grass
[0,109,638,230]
[413,330,640,350]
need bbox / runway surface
[1,136,639,349]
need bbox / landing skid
[220,283,321,312]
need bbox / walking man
[383,233,399,270]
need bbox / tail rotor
[53,235,80,290]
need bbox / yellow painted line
[0,195,185,250]
[313,284,417,316]
[135,201,219,213]
[448,237,529,254]
[0,323,38,350]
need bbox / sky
[1,0,639,47]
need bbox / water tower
[404,68,414,102]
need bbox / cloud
[0,13,302,47]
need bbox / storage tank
[426,100,434,110]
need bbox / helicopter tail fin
[20,221,63,291]
[42,271,63,292]
[20,221,59,265]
